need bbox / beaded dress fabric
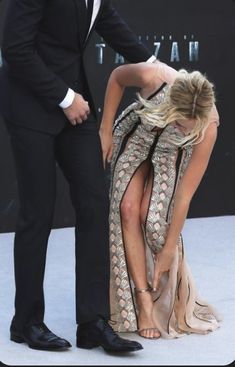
[109,63,221,338]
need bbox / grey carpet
[0,216,234,365]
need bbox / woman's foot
[135,287,161,339]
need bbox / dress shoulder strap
[147,82,167,101]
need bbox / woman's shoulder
[154,60,179,85]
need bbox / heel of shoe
[10,331,24,344]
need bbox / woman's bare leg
[139,166,161,338]
[120,161,160,339]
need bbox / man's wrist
[59,88,75,109]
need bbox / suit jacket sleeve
[1,0,68,109]
[95,0,152,63]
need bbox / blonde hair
[136,69,216,146]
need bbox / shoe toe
[134,341,143,347]
[129,341,143,350]
[52,338,72,349]
[58,338,72,348]
[119,339,143,351]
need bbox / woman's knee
[120,199,140,226]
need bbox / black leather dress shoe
[77,318,143,352]
[10,322,72,351]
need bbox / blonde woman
[99,60,221,340]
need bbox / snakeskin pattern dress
[109,83,221,338]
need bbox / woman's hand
[99,126,113,169]
[152,247,176,291]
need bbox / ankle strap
[134,285,152,293]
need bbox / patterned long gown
[109,83,221,338]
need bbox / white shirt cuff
[59,88,75,109]
[146,55,157,63]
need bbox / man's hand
[63,93,90,126]
[99,126,113,169]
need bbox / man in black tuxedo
[0,0,155,353]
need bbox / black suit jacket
[0,0,152,134]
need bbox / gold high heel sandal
[134,286,161,339]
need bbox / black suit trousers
[6,119,110,331]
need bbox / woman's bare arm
[165,122,218,251]
[100,62,161,132]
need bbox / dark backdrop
[0,0,234,233]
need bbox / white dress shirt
[59,0,156,109]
